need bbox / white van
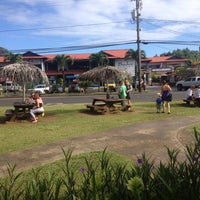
[2,81,21,92]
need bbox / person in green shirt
[118,80,127,99]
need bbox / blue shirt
[156,97,162,104]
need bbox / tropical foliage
[53,54,72,92]
[0,130,200,200]
[89,51,109,68]
[160,48,200,63]
[4,52,23,63]
[125,49,146,64]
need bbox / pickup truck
[176,76,200,91]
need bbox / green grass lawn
[0,101,199,155]
[1,101,200,198]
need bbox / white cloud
[0,0,200,55]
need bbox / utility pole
[131,0,142,92]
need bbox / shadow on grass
[46,108,79,116]
[79,108,106,116]
[0,116,8,124]
[79,108,132,116]
[175,102,196,108]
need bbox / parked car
[2,81,21,92]
[176,76,200,91]
[34,84,50,94]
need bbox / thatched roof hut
[0,62,49,101]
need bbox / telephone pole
[131,0,142,92]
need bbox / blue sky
[0,0,200,57]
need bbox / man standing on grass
[118,80,127,99]
[118,80,127,109]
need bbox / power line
[1,17,200,33]
[10,40,138,54]
[142,18,200,25]
[142,19,200,39]
[0,21,129,33]
[9,40,200,54]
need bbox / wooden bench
[183,99,200,107]
[86,104,108,113]
[183,99,194,105]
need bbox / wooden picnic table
[8,102,34,121]
[86,97,126,113]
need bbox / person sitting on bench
[185,86,195,100]
[193,85,200,106]
[30,92,44,123]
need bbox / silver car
[2,81,21,92]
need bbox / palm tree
[4,52,23,63]
[89,52,109,90]
[125,49,146,64]
[53,54,71,92]
[89,51,109,68]
[125,49,146,92]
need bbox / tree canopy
[160,48,200,62]
[4,52,23,63]
[89,52,109,68]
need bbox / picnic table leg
[10,108,19,121]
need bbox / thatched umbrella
[0,62,49,101]
[80,65,130,96]
[80,65,130,82]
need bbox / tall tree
[125,49,146,63]
[160,48,200,63]
[4,52,23,63]
[53,54,71,92]
[89,51,109,68]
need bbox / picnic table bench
[5,101,46,121]
[183,98,200,106]
[5,102,34,121]
[86,97,129,113]
[86,104,108,113]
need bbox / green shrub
[0,130,200,199]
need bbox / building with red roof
[0,49,189,85]
[142,56,188,73]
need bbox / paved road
[0,86,185,106]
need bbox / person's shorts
[126,93,131,100]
